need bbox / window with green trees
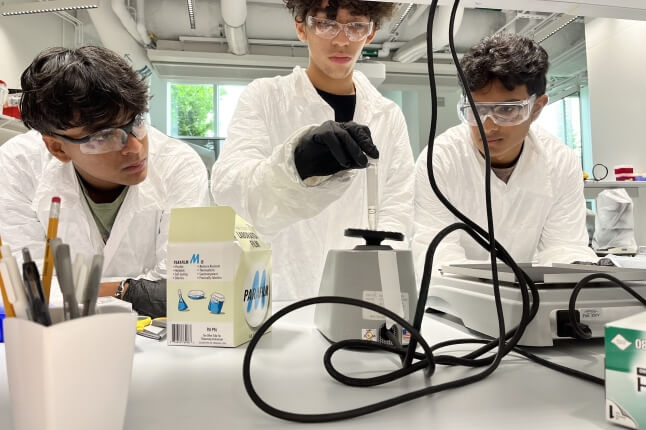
[169,83,246,138]
[169,83,215,137]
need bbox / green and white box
[167,206,271,347]
[606,311,646,429]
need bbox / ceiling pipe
[135,0,155,48]
[111,0,143,44]
[221,0,248,55]
[386,3,414,42]
[392,4,464,63]
[89,0,152,78]
[406,4,429,27]
[377,41,405,58]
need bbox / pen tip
[22,248,32,262]
[52,196,61,204]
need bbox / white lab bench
[584,180,646,199]
[0,301,616,430]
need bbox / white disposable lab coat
[0,127,210,279]
[413,123,597,277]
[212,66,414,300]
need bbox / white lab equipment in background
[585,208,596,245]
[0,114,27,146]
[593,188,638,252]
[0,80,7,112]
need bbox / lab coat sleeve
[137,142,210,281]
[211,81,357,237]
[376,110,414,244]
[535,149,598,264]
[412,143,479,279]
[0,138,46,260]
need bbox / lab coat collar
[464,123,549,193]
[291,66,387,124]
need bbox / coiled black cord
[241,0,646,422]
[567,272,646,340]
[242,0,543,422]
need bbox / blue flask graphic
[178,289,189,311]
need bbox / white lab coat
[413,123,597,277]
[0,127,210,279]
[212,66,414,300]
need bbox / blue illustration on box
[208,292,225,314]
[188,290,205,300]
[242,268,270,328]
[177,289,189,311]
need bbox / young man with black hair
[413,33,597,276]
[212,0,414,300]
[0,46,209,311]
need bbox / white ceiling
[136,1,589,94]
[3,0,643,95]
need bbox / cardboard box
[167,207,271,347]
[606,311,646,429]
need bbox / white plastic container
[3,312,137,430]
[0,80,8,114]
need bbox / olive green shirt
[78,177,129,243]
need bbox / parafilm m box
[606,311,646,429]
[167,206,271,347]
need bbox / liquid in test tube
[366,159,378,230]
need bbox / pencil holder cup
[3,312,137,430]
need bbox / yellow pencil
[0,235,17,317]
[42,196,61,304]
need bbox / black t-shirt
[316,88,357,123]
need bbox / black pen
[22,248,52,326]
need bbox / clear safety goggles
[457,95,536,126]
[53,114,147,155]
[305,15,374,42]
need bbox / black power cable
[241,0,646,422]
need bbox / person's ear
[295,19,307,42]
[365,26,377,45]
[42,135,72,163]
[530,94,549,122]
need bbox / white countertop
[0,301,614,430]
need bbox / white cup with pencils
[3,311,137,430]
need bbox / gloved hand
[294,120,379,180]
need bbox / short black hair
[283,0,396,28]
[459,33,549,96]
[20,46,149,135]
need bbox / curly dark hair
[459,33,549,96]
[20,46,149,135]
[283,0,396,27]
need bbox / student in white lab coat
[0,46,209,307]
[212,0,414,300]
[413,33,598,277]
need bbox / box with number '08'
[605,311,646,429]
[167,206,272,347]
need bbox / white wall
[585,17,646,245]
[0,15,74,88]
[148,72,168,133]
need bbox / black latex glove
[122,278,167,319]
[294,120,379,180]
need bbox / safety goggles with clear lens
[305,15,374,42]
[53,114,148,155]
[457,95,537,126]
